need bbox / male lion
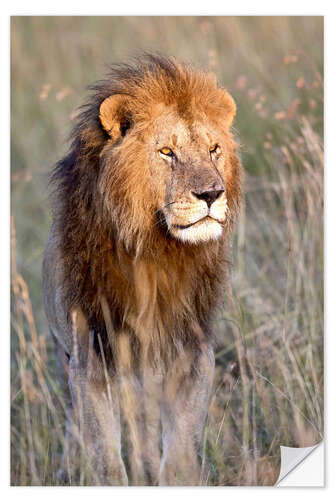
[43,55,243,486]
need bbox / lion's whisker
[152,201,177,218]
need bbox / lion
[42,54,243,486]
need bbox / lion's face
[146,110,229,244]
[99,82,238,247]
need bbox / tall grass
[11,16,323,485]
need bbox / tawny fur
[43,54,243,485]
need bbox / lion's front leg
[159,344,215,486]
[67,309,128,486]
[68,361,127,485]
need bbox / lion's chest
[100,248,220,350]
[104,256,198,332]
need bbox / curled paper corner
[275,441,324,487]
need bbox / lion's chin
[170,218,223,244]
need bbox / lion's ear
[218,89,236,128]
[99,94,132,142]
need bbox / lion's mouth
[173,215,222,230]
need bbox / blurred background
[11,16,323,486]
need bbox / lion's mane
[51,55,243,367]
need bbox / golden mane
[49,54,243,367]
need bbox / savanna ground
[10,16,324,486]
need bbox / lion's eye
[159,147,174,157]
[209,144,220,154]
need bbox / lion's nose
[191,187,225,208]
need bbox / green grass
[11,16,323,485]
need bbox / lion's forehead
[149,114,217,152]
